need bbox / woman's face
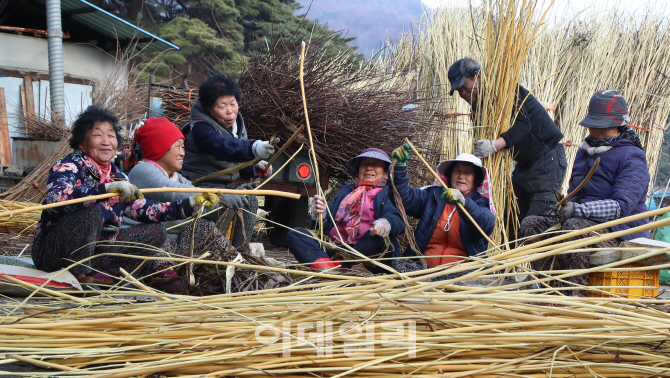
[80,121,118,164]
[450,162,476,192]
[358,158,388,181]
[156,139,185,176]
[210,95,239,129]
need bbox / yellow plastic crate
[588,263,659,298]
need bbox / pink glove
[255,161,272,178]
[371,218,391,238]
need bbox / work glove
[473,139,497,159]
[103,181,143,202]
[310,195,326,220]
[392,144,412,165]
[551,201,576,221]
[441,188,465,205]
[371,218,391,238]
[254,160,272,178]
[221,194,249,209]
[189,192,222,211]
[252,138,280,159]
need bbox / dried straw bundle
[4,207,670,377]
[0,200,41,234]
[379,1,670,251]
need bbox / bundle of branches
[19,112,67,140]
[0,138,71,203]
[159,42,445,180]
[4,206,670,376]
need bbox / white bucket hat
[436,153,486,181]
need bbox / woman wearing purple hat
[286,148,404,271]
[520,90,649,297]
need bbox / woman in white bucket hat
[392,146,494,273]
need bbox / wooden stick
[300,41,323,239]
[548,157,600,215]
[0,188,300,218]
[191,158,262,184]
[405,139,495,245]
[0,88,12,165]
[0,275,88,304]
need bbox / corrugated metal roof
[33,0,178,53]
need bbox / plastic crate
[588,263,659,298]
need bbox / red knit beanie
[134,117,184,161]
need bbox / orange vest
[424,202,467,268]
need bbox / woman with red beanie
[32,107,221,294]
[127,117,240,255]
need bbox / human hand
[255,160,272,178]
[473,139,497,159]
[221,194,249,209]
[551,201,575,220]
[310,195,326,219]
[370,218,391,237]
[189,192,222,211]
[441,188,465,205]
[252,138,280,159]
[104,181,143,202]
[392,144,412,165]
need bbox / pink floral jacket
[35,149,193,239]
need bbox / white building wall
[0,33,121,82]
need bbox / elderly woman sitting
[31,106,220,292]
[392,147,494,273]
[286,149,404,270]
[180,75,277,250]
[127,117,242,255]
[520,90,649,297]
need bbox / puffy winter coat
[393,165,495,257]
[314,184,405,257]
[570,138,649,240]
[181,99,256,187]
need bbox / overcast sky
[296,0,668,58]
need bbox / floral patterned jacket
[35,149,193,239]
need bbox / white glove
[310,195,326,220]
[254,160,272,178]
[252,140,276,159]
[104,181,143,202]
[371,218,391,238]
[474,139,497,159]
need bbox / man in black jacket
[448,56,567,221]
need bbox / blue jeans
[287,227,393,271]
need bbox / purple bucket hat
[579,90,631,129]
[345,148,392,175]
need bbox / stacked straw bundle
[379,1,670,249]
[0,200,41,234]
[4,205,670,376]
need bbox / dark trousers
[32,206,170,278]
[287,227,390,271]
[519,215,618,297]
[512,144,567,220]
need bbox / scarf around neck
[335,177,387,244]
[79,149,119,205]
[584,127,644,150]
